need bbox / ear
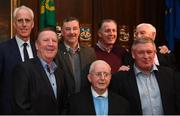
[35,41,38,50]
[87,74,92,83]
[152,32,156,40]
[132,51,135,59]
[31,21,34,28]
[97,30,102,38]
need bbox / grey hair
[13,5,34,20]
[131,37,156,52]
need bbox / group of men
[0,5,179,115]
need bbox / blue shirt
[91,87,108,116]
[134,64,164,115]
[40,58,57,98]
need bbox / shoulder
[68,89,90,102]
[14,58,37,69]
[0,38,16,48]
[112,70,131,78]
[108,91,130,109]
[157,65,174,73]
[80,45,95,51]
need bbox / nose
[22,20,27,26]
[99,73,106,80]
[48,39,53,45]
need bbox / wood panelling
[17,0,165,47]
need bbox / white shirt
[15,36,34,62]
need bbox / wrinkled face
[132,43,156,72]
[13,9,34,41]
[134,26,155,41]
[88,62,111,93]
[98,21,117,46]
[61,20,80,45]
[36,30,58,63]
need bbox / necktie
[23,43,29,61]
[46,65,51,73]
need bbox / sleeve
[12,63,33,114]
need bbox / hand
[158,45,170,54]
[118,65,130,71]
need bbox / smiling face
[36,30,58,64]
[61,20,80,47]
[13,8,34,41]
[98,21,117,47]
[88,60,111,94]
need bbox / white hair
[136,23,156,33]
[89,60,111,73]
[13,5,34,20]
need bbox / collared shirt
[64,42,80,54]
[154,53,160,66]
[15,35,34,62]
[64,42,81,93]
[40,58,57,98]
[134,64,164,115]
[91,87,108,116]
[96,41,112,53]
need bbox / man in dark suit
[67,60,129,115]
[110,37,177,115]
[55,17,96,96]
[12,28,67,114]
[0,5,36,114]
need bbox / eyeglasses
[90,72,111,78]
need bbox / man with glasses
[67,60,129,115]
[0,5,36,114]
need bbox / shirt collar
[91,86,108,98]
[39,57,57,72]
[64,42,80,52]
[133,64,158,76]
[96,41,112,53]
[15,35,30,47]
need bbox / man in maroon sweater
[94,19,129,73]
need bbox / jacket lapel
[59,43,74,77]
[35,58,57,102]
[128,68,143,114]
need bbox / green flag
[40,0,56,30]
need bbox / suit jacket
[67,88,130,115]
[12,57,67,114]
[110,66,177,115]
[0,37,36,114]
[55,42,96,95]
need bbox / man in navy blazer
[110,37,177,115]
[67,60,129,115]
[0,5,36,114]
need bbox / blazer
[0,37,36,114]
[55,42,96,95]
[110,66,177,115]
[12,57,67,114]
[67,88,130,115]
